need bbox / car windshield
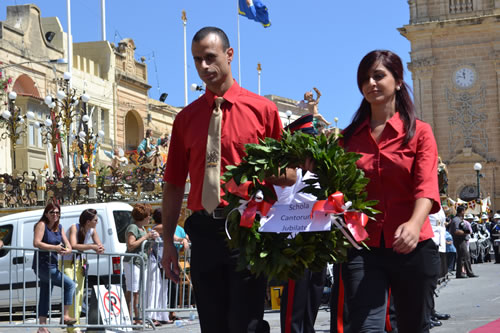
[113,210,133,243]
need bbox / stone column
[37,173,45,205]
[408,56,436,128]
[89,170,97,202]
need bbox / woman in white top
[62,209,105,332]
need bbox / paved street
[2,261,499,332]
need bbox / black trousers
[439,252,447,278]
[330,265,397,333]
[446,252,456,272]
[455,241,474,277]
[184,212,267,333]
[340,239,439,333]
[280,268,326,333]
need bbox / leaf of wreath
[222,130,379,281]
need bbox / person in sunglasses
[32,200,76,333]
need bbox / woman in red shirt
[340,50,441,333]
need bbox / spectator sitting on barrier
[32,201,76,333]
[124,203,159,325]
[62,209,105,333]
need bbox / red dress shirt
[342,113,441,248]
[164,81,282,211]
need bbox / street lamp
[44,71,90,174]
[77,114,105,173]
[0,91,35,171]
[474,162,482,199]
[36,111,63,175]
[190,83,204,92]
[285,110,292,126]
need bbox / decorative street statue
[304,87,331,126]
[438,156,449,196]
[137,129,161,171]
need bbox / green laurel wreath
[222,131,379,281]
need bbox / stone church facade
[399,0,499,208]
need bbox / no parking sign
[95,284,132,331]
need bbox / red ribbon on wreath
[311,191,369,242]
[225,179,276,228]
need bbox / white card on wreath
[258,199,331,233]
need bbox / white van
[0,202,134,310]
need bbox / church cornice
[115,69,151,90]
[398,13,499,36]
[408,56,436,76]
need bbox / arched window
[459,185,479,202]
[12,74,40,97]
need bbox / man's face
[192,33,233,91]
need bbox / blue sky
[1,1,412,129]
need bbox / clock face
[454,67,476,89]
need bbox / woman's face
[46,208,60,224]
[135,214,150,226]
[88,216,98,228]
[361,62,400,106]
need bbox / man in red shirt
[161,26,294,333]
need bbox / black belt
[193,207,227,220]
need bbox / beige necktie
[202,97,225,213]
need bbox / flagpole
[66,0,73,176]
[66,0,72,88]
[182,10,188,106]
[101,0,106,41]
[237,0,242,86]
[257,63,261,95]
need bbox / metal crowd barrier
[0,245,153,331]
[141,239,196,323]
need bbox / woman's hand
[393,221,421,254]
[148,230,159,240]
[393,198,433,254]
[181,238,190,250]
[94,244,105,254]
[59,244,72,255]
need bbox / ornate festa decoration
[43,71,91,174]
[446,86,487,156]
[0,92,36,171]
[221,131,378,281]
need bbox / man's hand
[393,221,421,254]
[161,241,180,283]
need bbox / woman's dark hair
[131,203,152,222]
[343,50,416,145]
[39,200,61,231]
[78,209,97,244]
[152,208,162,225]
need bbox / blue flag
[238,0,271,28]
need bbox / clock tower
[399,0,500,208]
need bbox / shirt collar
[204,79,240,106]
[386,112,405,134]
[353,111,405,135]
